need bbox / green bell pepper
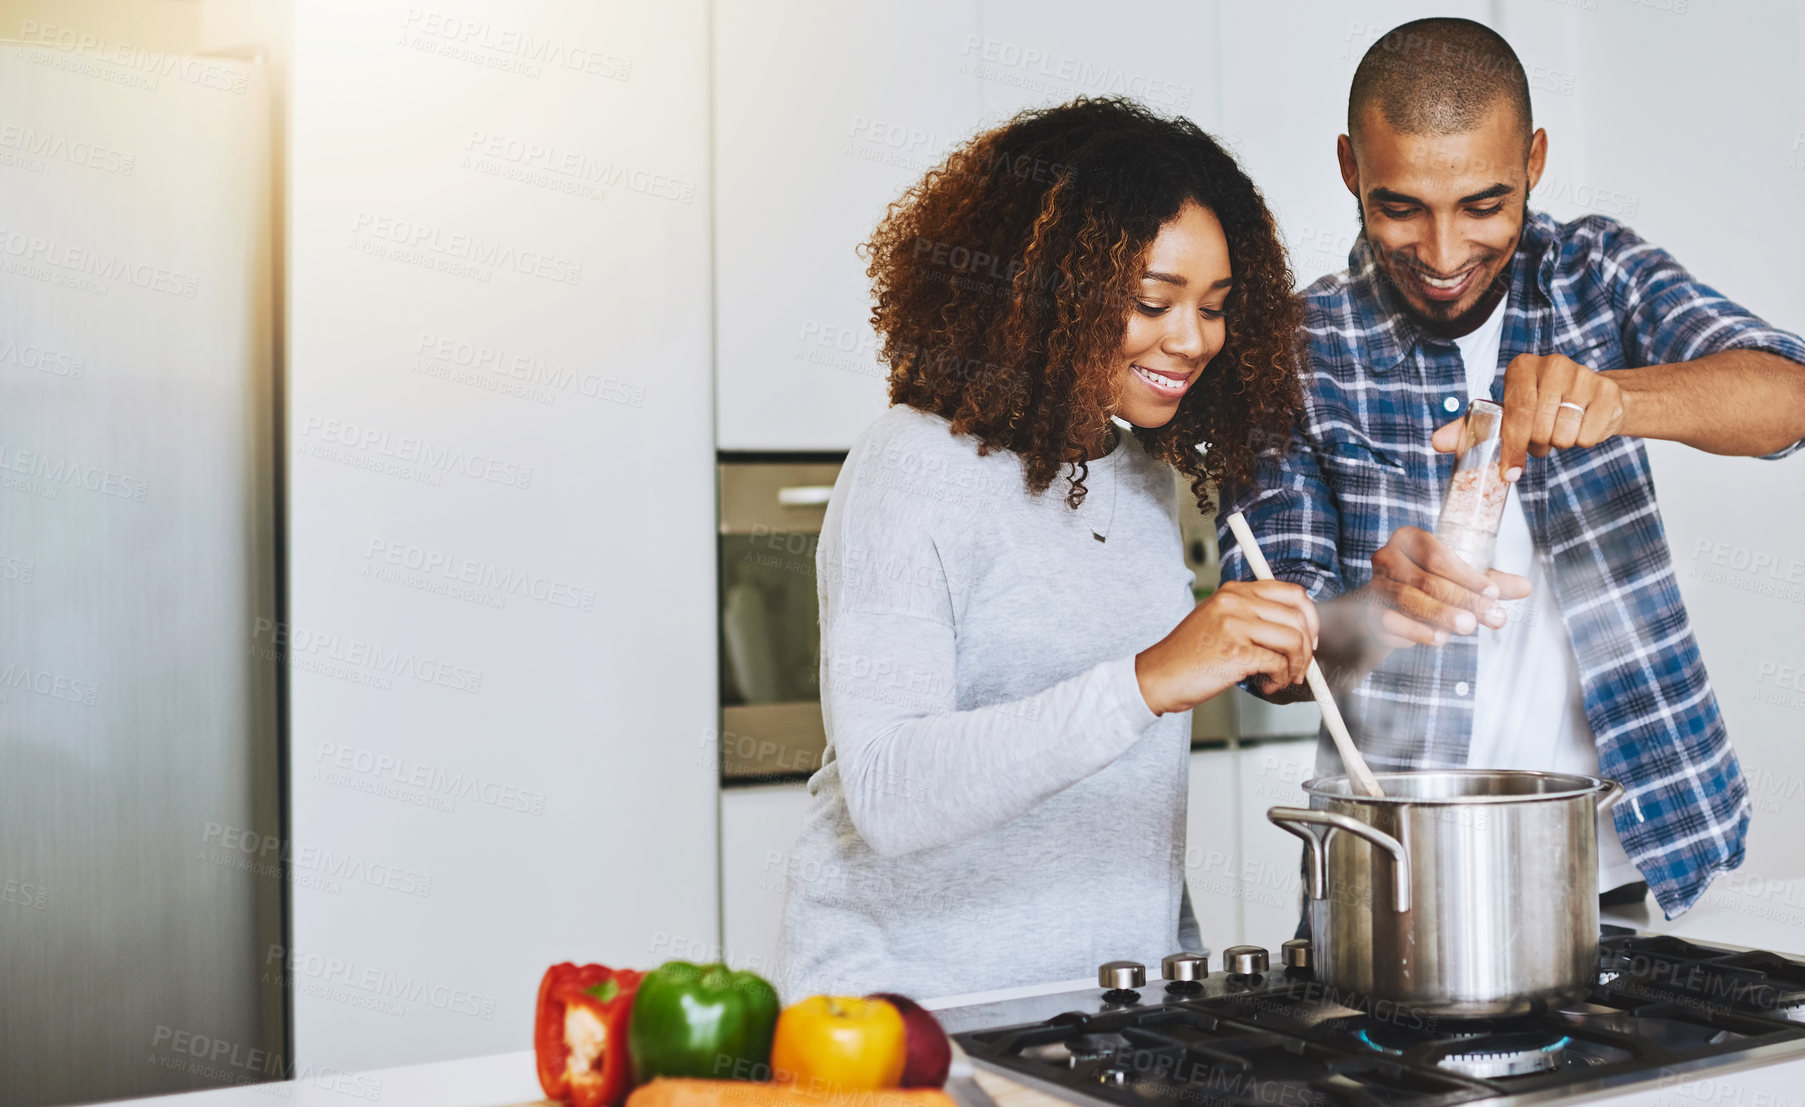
[627,961,781,1083]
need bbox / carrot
[625,1078,956,1107]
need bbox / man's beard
[1356,198,1526,338]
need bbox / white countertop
[108,889,1805,1107]
[109,1042,1805,1107]
[102,982,1091,1107]
[1599,877,1805,955]
[100,1047,548,1107]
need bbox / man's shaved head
[1336,19,1548,336]
[1348,18,1532,149]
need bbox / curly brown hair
[863,97,1303,511]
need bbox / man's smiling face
[1338,100,1547,337]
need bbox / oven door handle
[777,485,834,507]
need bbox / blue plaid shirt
[1220,212,1805,917]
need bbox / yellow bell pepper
[769,995,907,1093]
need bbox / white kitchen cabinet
[289,1,718,1072]
[970,1,1220,125]
[721,782,815,984]
[1236,738,1318,949]
[1188,738,1319,958]
[713,1,986,450]
[1185,747,1243,955]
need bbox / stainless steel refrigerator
[0,42,284,1106]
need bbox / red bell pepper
[536,963,645,1107]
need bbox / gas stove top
[939,928,1805,1107]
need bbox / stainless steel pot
[1268,769,1624,1018]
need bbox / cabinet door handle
[777,485,833,507]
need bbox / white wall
[287,0,716,1072]
[1492,0,1805,918]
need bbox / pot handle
[1596,778,1625,814]
[1267,807,1411,913]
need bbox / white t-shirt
[1451,297,1642,892]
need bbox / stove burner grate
[1429,1033,1573,1079]
[1351,1020,1576,1080]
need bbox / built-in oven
[716,458,843,782]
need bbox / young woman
[777,98,1316,1000]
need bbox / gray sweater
[776,406,1203,1001]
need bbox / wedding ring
[1557,401,1586,416]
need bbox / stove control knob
[1223,945,1269,975]
[1098,960,1146,990]
[1281,938,1312,971]
[1161,952,1208,982]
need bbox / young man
[1222,17,1805,916]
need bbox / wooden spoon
[1223,512,1385,798]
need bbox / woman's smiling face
[1114,200,1232,429]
